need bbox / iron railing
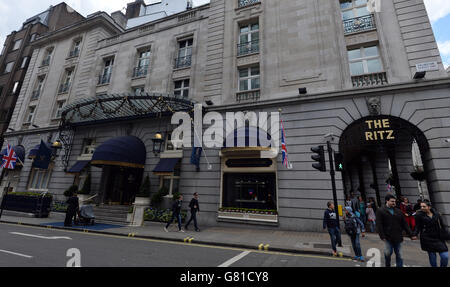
[174,55,192,69]
[237,40,259,56]
[236,90,260,102]
[351,72,387,88]
[132,65,149,78]
[343,14,376,35]
[238,0,261,8]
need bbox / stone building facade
[2,0,450,231]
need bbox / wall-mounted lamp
[299,88,307,95]
[413,71,426,80]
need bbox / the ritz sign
[364,118,395,141]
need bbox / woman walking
[413,200,449,267]
[344,206,366,262]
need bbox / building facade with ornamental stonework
[2,0,450,231]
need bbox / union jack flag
[281,120,291,169]
[2,144,17,170]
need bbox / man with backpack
[344,206,366,262]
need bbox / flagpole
[279,109,293,170]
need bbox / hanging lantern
[152,132,164,156]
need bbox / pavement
[0,211,433,267]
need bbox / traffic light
[311,146,326,172]
[334,152,344,172]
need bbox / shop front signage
[364,118,395,141]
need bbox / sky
[0,0,449,68]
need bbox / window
[4,62,14,74]
[70,38,82,57]
[340,0,370,20]
[59,69,73,94]
[42,47,54,66]
[348,46,383,76]
[21,57,29,69]
[12,39,22,51]
[133,48,151,77]
[30,33,38,42]
[175,39,193,68]
[98,57,114,85]
[28,165,53,191]
[165,132,182,151]
[238,22,259,56]
[12,81,21,95]
[133,86,145,95]
[53,100,66,119]
[25,106,36,123]
[174,79,190,98]
[239,66,260,91]
[32,76,45,100]
[81,139,96,155]
[159,165,181,197]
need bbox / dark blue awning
[28,143,52,159]
[2,145,25,166]
[153,158,180,175]
[67,161,90,174]
[91,136,146,169]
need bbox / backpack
[345,217,358,236]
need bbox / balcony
[98,72,112,86]
[58,82,70,94]
[351,72,387,88]
[237,40,259,57]
[343,14,376,35]
[238,0,261,8]
[174,55,192,69]
[31,90,40,101]
[132,65,149,78]
[236,90,260,103]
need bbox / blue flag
[190,147,202,171]
[32,140,52,170]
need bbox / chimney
[111,11,127,29]
[125,0,146,20]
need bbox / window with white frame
[174,79,190,98]
[81,139,96,156]
[133,47,151,77]
[340,0,370,20]
[70,38,82,57]
[32,76,45,100]
[12,39,22,51]
[42,47,54,66]
[53,100,66,119]
[30,33,38,42]
[175,39,193,68]
[159,166,181,197]
[59,69,73,94]
[4,62,14,74]
[28,165,53,191]
[133,86,145,95]
[348,45,383,76]
[99,57,114,85]
[238,22,259,56]
[25,106,36,123]
[12,81,20,95]
[239,66,260,91]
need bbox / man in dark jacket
[164,194,184,232]
[376,194,417,267]
[185,192,200,232]
[323,202,342,256]
[64,192,79,227]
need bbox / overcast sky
[0,0,448,68]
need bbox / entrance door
[103,166,143,205]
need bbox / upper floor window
[12,39,22,51]
[175,39,193,69]
[133,86,145,95]
[28,164,53,191]
[25,106,36,123]
[238,22,259,56]
[59,69,74,94]
[348,45,383,76]
[30,33,38,42]
[239,66,260,91]
[70,38,82,58]
[81,139,96,156]
[21,57,30,69]
[133,47,151,78]
[32,76,45,100]
[12,81,21,96]
[4,62,14,74]
[340,0,370,20]
[42,47,54,66]
[98,57,114,85]
[174,79,190,98]
[53,100,66,119]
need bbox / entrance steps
[92,205,131,225]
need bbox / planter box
[218,211,278,223]
[2,194,52,218]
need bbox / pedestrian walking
[413,199,449,267]
[350,192,360,217]
[164,194,184,233]
[413,199,422,212]
[64,192,79,227]
[185,192,200,232]
[323,202,342,257]
[400,197,415,231]
[359,196,367,225]
[366,203,376,233]
[369,197,378,214]
[343,206,366,262]
[376,194,417,267]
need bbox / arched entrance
[339,115,432,207]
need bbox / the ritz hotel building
[1,0,450,231]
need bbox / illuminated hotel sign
[365,118,395,141]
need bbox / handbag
[437,217,450,241]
